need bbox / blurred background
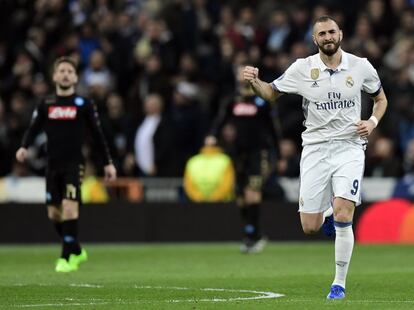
[0,0,413,243]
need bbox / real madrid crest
[346,76,354,88]
[311,68,320,80]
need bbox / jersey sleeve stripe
[365,85,382,97]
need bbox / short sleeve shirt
[272,51,382,146]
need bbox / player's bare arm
[356,89,388,137]
[243,66,282,102]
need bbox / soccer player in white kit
[243,15,388,299]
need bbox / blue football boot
[327,285,345,299]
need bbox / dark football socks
[240,203,261,240]
[61,219,82,260]
[52,221,63,238]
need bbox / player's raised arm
[243,66,282,102]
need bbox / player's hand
[204,135,217,146]
[243,66,259,83]
[16,147,28,163]
[104,164,117,182]
[355,120,375,138]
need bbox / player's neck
[319,49,342,70]
[56,87,75,97]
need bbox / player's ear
[339,30,343,42]
[312,34,317,46]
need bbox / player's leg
[47,205,62,237]
[61,164,87,269]
[46,167,77,272]
[45,168,63,238]
[327,142,364,299]
[234,154,252,250]
[239,150,270,253]
[61,199,81,259]
[299,143,333,234]
[326,197,355,299]
[237,176,264,253]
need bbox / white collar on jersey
[316,50,349,73]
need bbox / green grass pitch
[1,242,414,309]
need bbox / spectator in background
[184,145,235,202]
[0,99,11,175]
[277,138,300,177]
[24,27,47,72]
[346,15,382,67]
[365,136,404,177]
[266,9,291,53]
[78,23,100,67]
[79,49,114,102]
[170,81,207,176]
[101,93,135,176]
[134,93,174,176]
[393,139,414,200]
[134,18,179,74]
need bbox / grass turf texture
[0,243,413,309]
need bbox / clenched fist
[243,66,259,83]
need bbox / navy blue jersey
[22,94,112,167]
[209,95,279,150]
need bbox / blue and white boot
[327,285,345,299]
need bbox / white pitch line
[17,302,108,308]
[134,286,284,302]
[13,284,284,307]
[69,284,103,288]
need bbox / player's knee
[244,188,261,204]
[302,224,319,235]
[47,206,61,221]
[333,209,353,223]
[61,200,79,219]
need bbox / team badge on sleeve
[75,97,85,106]
[311,68,320,80]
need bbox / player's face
[53,62,78,90]
[313,20,342,56]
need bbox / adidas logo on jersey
[311,81,319,88]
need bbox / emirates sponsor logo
[233,102,258,116]
[48,106,77,119]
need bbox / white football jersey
[272,51,381,146]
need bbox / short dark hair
[53,56,78,73]
[313,15,340,28]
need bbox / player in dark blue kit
[205,66,279,253]
[16,57,117,272]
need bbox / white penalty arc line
[13,284,284,307]
[134,285,285,302]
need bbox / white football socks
[333,223,354,288]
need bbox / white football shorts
[298,140,365,213]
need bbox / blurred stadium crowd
[0,0,413,181]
